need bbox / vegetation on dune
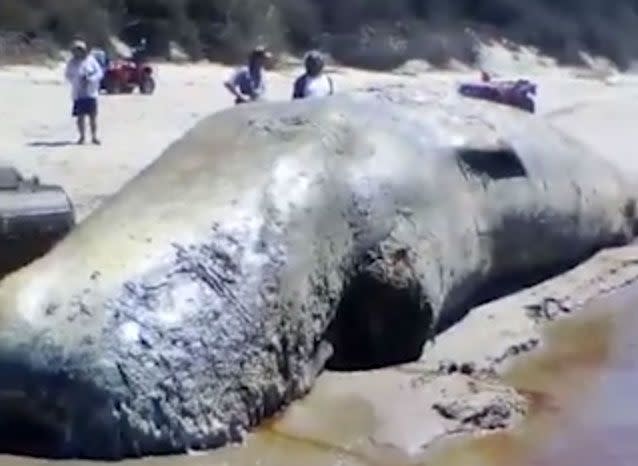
[2,0,638,69]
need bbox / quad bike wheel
[140,75,156,95]
[104,76,120,94]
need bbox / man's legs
[75,115,86,144]
[89,112,99,145]
[74,98,100,145]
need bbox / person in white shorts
[64,40,104,145]
[292,51,334,100]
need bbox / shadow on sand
[27,141,75,148]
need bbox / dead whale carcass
[0,89,633,459]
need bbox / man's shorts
[72,97,98,117]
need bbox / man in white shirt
[64,40,104,145]
[292,51,334,100]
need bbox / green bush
[2,0,638,69]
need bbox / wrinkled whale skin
[0,88,633,458]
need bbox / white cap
[71,39,87,51]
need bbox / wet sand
[429,285,638,466]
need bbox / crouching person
[292,51,334,100]
[224,46,271,105]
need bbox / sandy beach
[2,52,637,221]
[0,60,414,220]
[1,50,638,465]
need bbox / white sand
[2,56,638,465]
[2,56,634,218]
[0,62,414,220]
[1,57,636,221]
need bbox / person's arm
[224,81,244,101]
[252,75,265,100]
[224,70,245,101]
[86,56,103,82]
[64,61,75,83]
[292,75,305,99]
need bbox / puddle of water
[428,285,638,466]
[0,286,636,466]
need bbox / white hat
[71,39,87,51]
[251,45,272,59]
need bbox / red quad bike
[100,58,156,95]
[457,71,537,114]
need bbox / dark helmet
[304,50,325,74]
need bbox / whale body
[0,86,633,458]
